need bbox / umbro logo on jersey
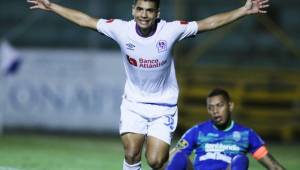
[126,43,135,50]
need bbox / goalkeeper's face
[207,95,233,126]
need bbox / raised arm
[27,0,98,30]
[197,0,269,32]
[258,153,286,170]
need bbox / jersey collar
[212,120,234,132]
[135,19,160,38]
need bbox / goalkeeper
[166,88,285,170]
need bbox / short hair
[133,0,160,8]
[207,88,231,102]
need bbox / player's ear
[157,10,160,18]
[229,102,234,112]
[132,5,135,16]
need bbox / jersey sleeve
[170,21,198,41]
[176,125,198,156]
[248,129,266,156]
[96,19,125,41]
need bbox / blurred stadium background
[0,0,299,169]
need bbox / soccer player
[27,0,269,169]
[166,88,285,170]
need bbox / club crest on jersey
[126,55,137,67]
[156,40,167,53]
[126,43,135,51]
[233,131,241,142]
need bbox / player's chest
[121,39,173,69]
[197,132,249,152]
[121,39,171,58]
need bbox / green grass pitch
[0,134,299,170]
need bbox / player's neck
[215,119,233,131]
[135,20,158,37]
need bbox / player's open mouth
[214,116,222,122]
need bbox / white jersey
[96,19,198,116]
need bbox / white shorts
[119,100,178,145]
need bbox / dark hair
[207,88,231,102]
[133,0,160,8]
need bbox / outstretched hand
[27,0,52,11]
[244,0,269,14]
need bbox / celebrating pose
[27,0,269,169]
